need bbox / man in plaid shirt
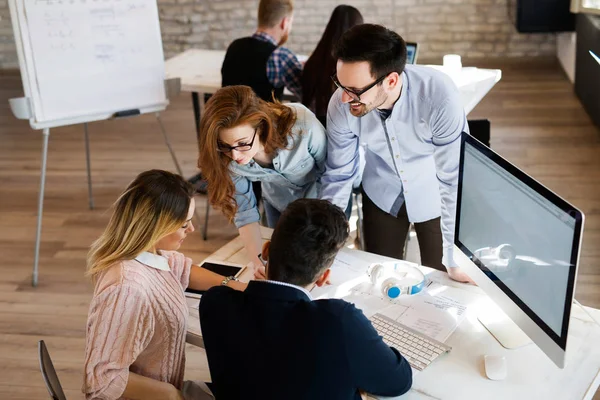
[222,0,303,101]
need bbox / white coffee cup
[443,54,462,75]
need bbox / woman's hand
[249,256,267,280]
[253,264,267,280]
[447,267,476,284]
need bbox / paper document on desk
[332,250,365,274]
[396,290,468,342]
[344,282,471,342]
[311,251,368,299]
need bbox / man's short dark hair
[268,199,349,287]
[333,23,407,80]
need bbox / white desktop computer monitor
[453,133,585,368]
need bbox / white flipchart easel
[8,0,188,286]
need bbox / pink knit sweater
[83,251,192,400]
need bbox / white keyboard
[369,313,452,371]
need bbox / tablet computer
[185,260,246,296]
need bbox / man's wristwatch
[221,275,238,286]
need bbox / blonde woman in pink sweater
[83,170,246,400]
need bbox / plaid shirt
[252,32,303,99]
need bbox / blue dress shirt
[321,65,469,268]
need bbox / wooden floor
[1,58,599,399]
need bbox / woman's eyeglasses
[331,73,391,102]
[217,128,258,153]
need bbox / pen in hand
[253,253,267,280]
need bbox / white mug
[443,54,462,75]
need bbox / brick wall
[0,0,556,69]
[0,0,15,69]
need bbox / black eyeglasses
[331,73,391,102]
[217,128,258,153]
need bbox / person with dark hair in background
[302,5,364,220]
[321,23,474,284]
[301,5,363,127]
[199,198,412,400]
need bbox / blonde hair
[87,170,195,281]
[258,0,294,28]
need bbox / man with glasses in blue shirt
[321,24,473,283]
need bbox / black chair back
[38,340,67,400]
[467,119,491,147]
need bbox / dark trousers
[362,189,445,272]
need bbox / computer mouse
[484,355,507,381]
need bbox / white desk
[429,65,502,115]
[187,227,600,400]
[164,48,501,115]
[165,48,307,96]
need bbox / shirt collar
[391,70,408,114]
[134,251,170,271]
[263,280,313,300]
[377,108,393,120]
[252,31,278,47]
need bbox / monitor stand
[477,300,532,349]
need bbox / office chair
[38,340,67,400]
[467,119,491,147]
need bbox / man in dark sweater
[221,0,303,102]
[199,199,413,400]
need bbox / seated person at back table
[199,198,412,400]
[222,0,302,102]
